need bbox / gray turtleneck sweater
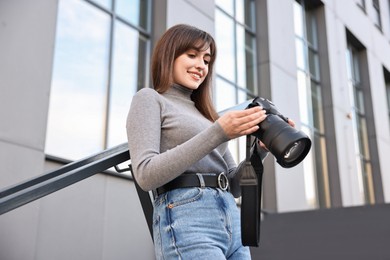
[126,84,236,192]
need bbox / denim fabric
[153,187,251,260]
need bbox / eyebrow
[189,48,211,56]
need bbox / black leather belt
[156,173,229,196]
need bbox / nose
[195,58,206,70]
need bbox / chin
[183,83,200,90]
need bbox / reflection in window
[116,0,149,30]
[215,0,257,111]
[46,0,110,159]
[108,21,148,148]
[46,0,150,160]
[215,78,237,111]
[236,0,255,29]
[215,0,257,163]
[346,43,375,204]
[294,0,330,209]
[215,10,236,86]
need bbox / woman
[127,24,267,259]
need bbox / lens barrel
[250,109,311,168]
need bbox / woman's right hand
[217,106,267,139]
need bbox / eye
[204,59,210,65]
[187,53,196,58]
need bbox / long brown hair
[151,24,218,121]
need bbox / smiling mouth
[189,72,201,80]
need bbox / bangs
[192,39,214,55]
[174,28,216,62]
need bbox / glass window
[294,1,304,38]
[216,0,234,16]
[373,0,382,30]
[236,24,257,92]
[294,0,330,209]
[46,0,150,160]
[46,0,111,160]
[215,78,237,111]
[312,130,330,207]
[215,0,258,163]
[235,0,255,29]
[346,43,375,204]
[308,48,320,80]
[215,10,236,84]
[107,21,148,148]
[311,81,325,132]
[305,12,318,47]
[215,0,257,95]
[295,38,306,70]
[297,70,311,124]
[91,0,112,10]
[116,0,150,30]
[215,0,257,102]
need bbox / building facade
[1,0,390,259]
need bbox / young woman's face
[172,47,211,90]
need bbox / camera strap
[240,135,264,247]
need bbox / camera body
[248,97,288,122]
[247,97,311,168]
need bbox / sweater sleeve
[223,149,237,178]
[126,89,230,191]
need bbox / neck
[167,83,193,100]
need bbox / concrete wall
[0,1,58,259]
[37,161,154,260]
[166,0,215,34]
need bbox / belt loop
[196,173,206,189]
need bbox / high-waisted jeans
[153,187,251,259]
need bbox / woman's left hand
[287,118,296,127]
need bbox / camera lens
[246,97,311,168]
[249,113,311,168]
[283,140,307,163]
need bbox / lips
[188,71,202,80]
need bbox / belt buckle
[217,172,229,191]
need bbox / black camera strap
[240,135,264,247]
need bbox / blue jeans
[153,187,251,259]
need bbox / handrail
[0,143,130,215]
[0,100,254,238]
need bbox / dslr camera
[247,97,311,168]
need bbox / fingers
[288,118,296,127]
[218,107,267,139]
[258,140,269,151]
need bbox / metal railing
[0,142,154,236]
[0,143,130,215]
